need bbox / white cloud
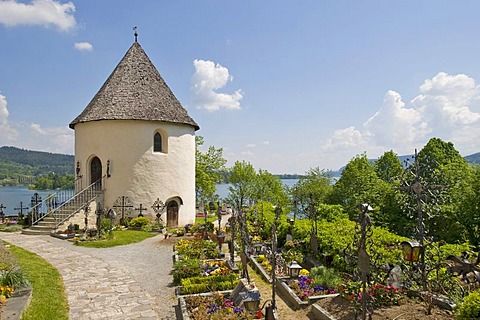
[322,127,368,151]
[0,93,19,142]
[241,150,255,157]
[0,0,76,32]
[263,141,270,145]
[363,90,429,150]
[320,72,480,167]
[74,42,93,52]
[191,59,243,112]
[245,144,256,148]
[0,92,72,153]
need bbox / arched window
[154,132,162,152]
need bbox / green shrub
[457,290,480,320]
[0,266,29,289]
[173,259,201,285]
[176,239,219,260]
[310,266,342,289]
[129,216,150,228]
[100,218,113,239]
[179,273,238,294]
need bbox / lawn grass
[8,243,69,320]
[195,214,218,224]
[74,229,157,248]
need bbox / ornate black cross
[113,196,134,224]
[30,193,42,214]
[14,202,28,219]
[151,198,165,225]
[0,204,6,219]
[135,204,147,217]
[400,149,446,291]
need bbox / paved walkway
[0,232,177,320]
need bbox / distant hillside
[464,152,480,164]
[0,146,74,186]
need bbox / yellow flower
[299,269,309,276]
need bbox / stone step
[30,224,55,231]
[22,228,52,235]
[37,221,56,227]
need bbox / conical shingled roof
[69,41,199,130]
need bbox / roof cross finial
[133,26,138,42]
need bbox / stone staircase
[22,179,104,235]
[22,202,84,235]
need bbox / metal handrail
[30,193,57,225]
[29,176,82,225]
[52,176,106,229]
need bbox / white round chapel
[69,40,199,227]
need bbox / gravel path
[0,232,177,320]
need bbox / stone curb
[1,286,32,320]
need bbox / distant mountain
[0,146,73,168]
[0,146,74,185]
[464,152,480,164]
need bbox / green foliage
[456,290,480,320]
[175,239,220,259]
[179,273,238,294]
[289,167,335,233]
[292,217,408,271]
[459,165,480,244]
[195,136,227,203]
[374,150,403,183]
[0,266,28,289]
[31,173,75,190]
[253,169,288,207]
[173,259,202,285]
[330,153,389,219]
[309,266,342,289]
[9,243,69,320]
[129,216,150,228]
[100,218,113,238]
[227,160,256,209]
[0,146,74,187]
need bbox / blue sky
[1,1,480,174]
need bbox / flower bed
[174,239,220,260]
[286,275,337,301]
[173,254,239,295]
[179,279,263,320]
[251,254,289,283]
[178,273,239,295]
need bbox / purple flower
[314,285,324,292]
[298,275,308,282]
[233,307,243,314]
[207,303,218,314]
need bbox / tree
[227,161,256,210]
[330,153,388,220]
[458,165,480,244]
[290,167,334,235]
[252,169,287,206]
[401,138,471,242]
[374,150,403,183]
[195,136,227,205]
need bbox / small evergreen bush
[457,290,480,320]
[129,216,150,228]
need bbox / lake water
[0,179,300,216]
[215,179,299,200]
[0,187,60,216]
